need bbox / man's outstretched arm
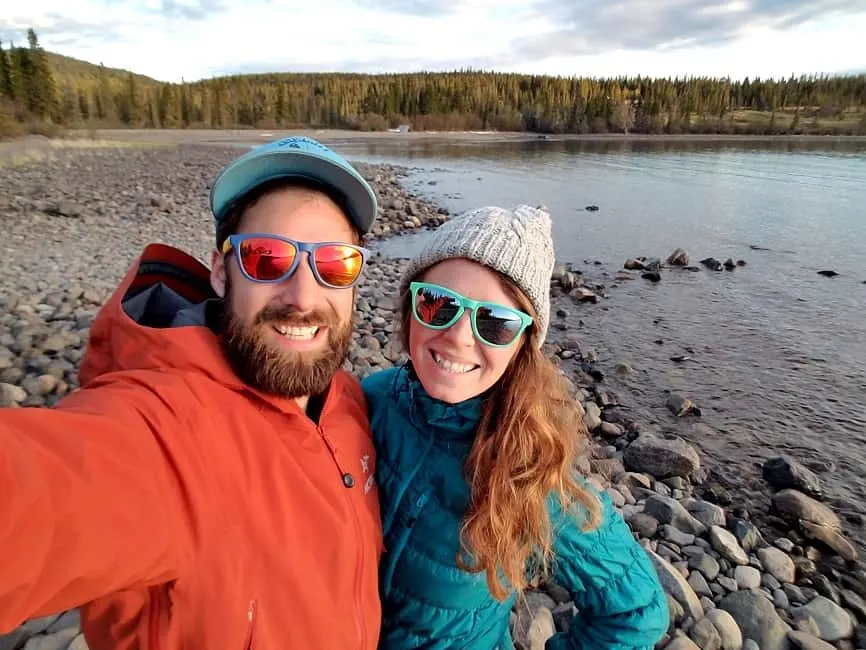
[0,372,203,631]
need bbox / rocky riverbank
[1,143,864,650]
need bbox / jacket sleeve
[545,489,670,650]
[0,372,203,632]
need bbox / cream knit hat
[400,204,555,346]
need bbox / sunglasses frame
[222,233,369,289]
[409,281,533,348]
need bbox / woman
[362,205,669,649]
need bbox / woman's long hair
[399,268,602,600]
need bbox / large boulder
[762,456,823,498]
[623,433,700,479]
[719,590,791,650]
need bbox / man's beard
[220,279,353,399]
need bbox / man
[0,137,383,649]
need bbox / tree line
[2,28,866,138]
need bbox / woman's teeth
[432,350,476,374]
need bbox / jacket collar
[393,364,484,443]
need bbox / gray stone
[21,628,79,650]
[0,382,26,406]
[762,573,782,591]
[667,393,699,417]
[786,631,837,649]
[785,584,809,605]
[618,472,653,491]
[710,526,749,566]
[644,495,707,536]
[774,589,791,609]
[840,589,866,622]
[551,603,575,634]
[666,637,701,650]
[605,487,626,508]
[706,608,744,650]
[790,596,854,642]
[799,520,859,562]
[758,547,797,584]
[67,635,88,650]
[668,594,686,624]
[763,456,823,499]
[583,401,602,432]
[600,421,625,438]
[625,511,660,539]
[718,576,739,593]
[732,520,766,553]
[719,590,792,650]
[666,248,690,266]
[742,640,760,650]
[688,552,721,581]
[623,433,701,479]
[772,490,841,530]
[647,549,704,620]
[691,616,723,650]
[662,525,696,547]
[688,571,713,598]
[774,538,796,553]
[688,500,727,529]
[734,566,762,590]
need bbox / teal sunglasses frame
[409,281,533,348]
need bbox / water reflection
[342,136,866,163]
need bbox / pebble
[758,547,796,584]
[734,565,762,590]
[791,596,855,642]
[710,526,750,566]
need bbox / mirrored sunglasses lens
[238,238,297,281]
[475,305,524,345]
[415,286,461,327]
[314,245,364,287]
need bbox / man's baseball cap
[209,136,379,233]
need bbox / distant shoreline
[75,128,866,146]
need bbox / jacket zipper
[382,492,429,599]
[244,599,257,649]
[316,425,368,650]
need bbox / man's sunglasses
[409,281,533,348]
[222,234,368,289]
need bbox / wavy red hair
[400,267,602,600]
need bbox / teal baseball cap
[209,136,379,233]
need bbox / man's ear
[210,248,227,298]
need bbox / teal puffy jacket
[362,366,669,650]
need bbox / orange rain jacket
[0,243,383,649]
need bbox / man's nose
[274,253,321,312]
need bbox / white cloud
[1,0,864,82]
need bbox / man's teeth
[275,325,319,340]
[432,351,476,374]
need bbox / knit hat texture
[400,204,555,346]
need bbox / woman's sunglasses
[222,234,368,289]
[409,281,533,348]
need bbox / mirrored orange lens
[314,245,364,287]
[238,238,297,281]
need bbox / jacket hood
[79,243,246,390]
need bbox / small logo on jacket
[361,454,375,494]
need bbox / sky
[1,0,865,83]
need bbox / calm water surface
[337,137,866,538]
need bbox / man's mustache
[255,305,333,327]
